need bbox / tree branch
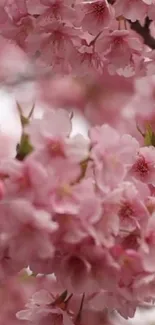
[130,19,155,49]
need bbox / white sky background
[0,89,22,157]
[1,89,155,325]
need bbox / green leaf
[16,133,33,160]
[16,101,35,127]
[144,124,155,147]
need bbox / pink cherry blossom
[0,198,58,268]
[130,146,155,185]
[26,108,72,148]
[103,181,149,232]
[26,20,80,67]
[80,0,114,35]
[0,157,49,203]
[26,109,90,167]
[114,0,148,23]
[70,45,105,76]
[50,178,101,241]
[95,290,137,319]
[37,0,77,24]
[4,0,28,23]
[0,273,41,325]
[147,1,155,19]
[89,124,139,192]
[16,276,75,325]
[139,213,155,272]
[95,29,143,73]
[1,0,155,323]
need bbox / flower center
[119,202,133,219]
[113,36,123,46]
[48,139,65,157]
[93,2,106,16]
[134,155,149,177]
[59,184,72,197]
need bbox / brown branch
[130,18,155,49]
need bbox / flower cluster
[0,107,155,324]
[1,1,155,325]
[0,0,153,79]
